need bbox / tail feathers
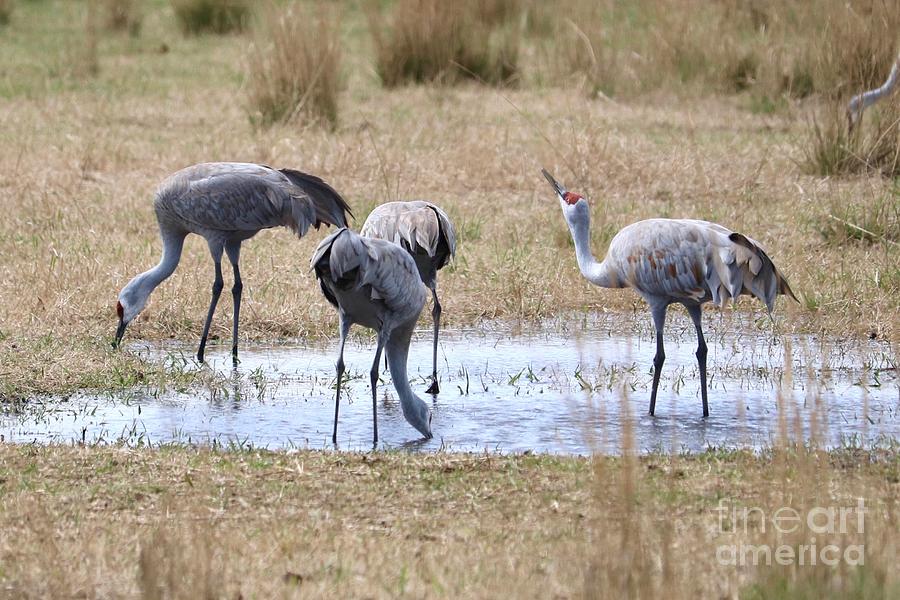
[710,232,797,312]
[429,203,458,263]
[778,276,799,305]
[280,169,353,232]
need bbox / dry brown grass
[81,0,100,77]
[102,0,142,36]
[810,0,900,100]
[369,0,521,87]
[0,446,592,597]
[171,0,250,35]
[546,0,900,104]
[0,0,12,26]
[805,95,900,178]
[0,441,895,598]
[246,3,342,128]
[586,445,898,599]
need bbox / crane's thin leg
[370,331,388,446]
[225,242,242,367]
[686,304,709,418]
[197,246,225,363]
[332,316,351,445]
[648,302,668,416]
[425,286,442,395]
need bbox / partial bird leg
[686,304,709,418]
[225,242,243,366]
[648,302,668,416]
[425,286,442,395]
[332,315,351,445]
[369,330,389,446]
[197,244,225,363]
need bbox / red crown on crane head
[563,191,583,205]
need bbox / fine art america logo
[715,498,867,566]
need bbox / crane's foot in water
[425,379,439,395]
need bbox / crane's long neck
[566,210,618,289]
[131,232,185,300]
[866,57,900,106]
[385,322,432,438]
[850,54,900,118]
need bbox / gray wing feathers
[612,219,796,311]
[359,244,425,312]
[312,228,425,313]
[620,227,708,303]
[157,167,283,232]
[309,227,345,273]
[155,162,350,237]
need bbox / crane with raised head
[542,169,797,418]
[312,227,433,444]
[360,200,456,394]
[113,162,351,364]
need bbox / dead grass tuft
[804,97,900,178]
[81,0,100,77]
[245,3,341,128]
[369,0,521,87]
[102,0,141,36]
[0,0,12,26]
[171,0,250,35]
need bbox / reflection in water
[2,314,897,454]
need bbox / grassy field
[0,2,898,596]
[0,443,895,598]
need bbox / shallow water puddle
[3,315,898,454]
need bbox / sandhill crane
[360,201,457,394]
[847,53,900,131]
[113,162,351,364]
[542,169,797,418]
[312,227,433,443]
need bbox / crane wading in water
[542,169,797,418]
[113,162,352,364]
[360,201,457,394]
[312,227,433,444]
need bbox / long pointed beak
[541,168,566,198]
[113,319,127,349]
